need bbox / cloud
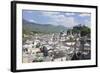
[56,16,78,27]
[79,13,91,17]
[84,19,91,27]
[65,13,75,16]
[41,11,60,16]
[78,13,91,27]
[28,19,37,23]
[41,12,78,27]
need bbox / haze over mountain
[23,19,68,33]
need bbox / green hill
[23,19,68,34]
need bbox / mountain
[23,19,68,34]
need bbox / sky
[22,10,91,28]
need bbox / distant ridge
[23,19,68,33]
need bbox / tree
[80,26,90,37]
[71,24,90,37]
